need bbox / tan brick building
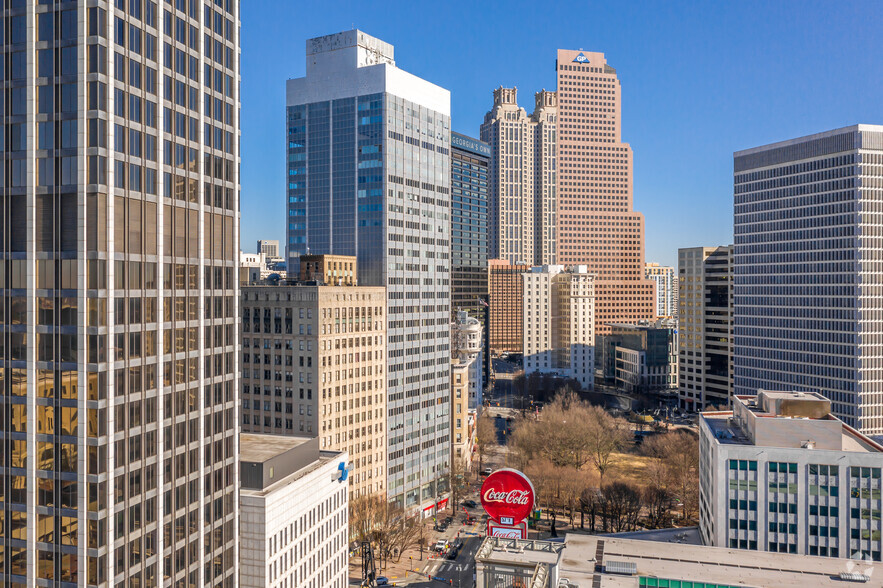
[451,359,474,469]
[488,258,530,354]
[241,282,386,497]
[299,254,358,286]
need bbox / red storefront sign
[480,468,535,524]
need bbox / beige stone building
[523,265,595,389]
[451,359,474,470]
[241,278,386,498]
[481,87,558,266]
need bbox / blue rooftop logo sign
[573,53,589,64]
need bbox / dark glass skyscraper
[450,132,489,318]
[1,1,240,584]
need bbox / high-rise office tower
[678,246,734,411]
[1,0,240,584]
[734,125,883,434]
[285,31,451,510]
[645,262,677,318]
[450,133,490,317]
[481,88,557,266]
[555,50,654,335]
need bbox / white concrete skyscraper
[1,0,240,585]
[286,31,451,511]
[734,125,883,434]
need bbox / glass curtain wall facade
[734,125,883,435]
[450,132,489,318]
[286,31,451,510]
[1,0,240,585]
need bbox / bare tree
[474,412,497,470]
[350,493,385,545]
[579,486,601,532]
[642,430,700,521]
[586,405,631,487]
[643,485,671,529]
[511,391,630,484]
[449,456,471,513]
[598,482,642,533]
[387,510,422,562]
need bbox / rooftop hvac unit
[604,560,637,576]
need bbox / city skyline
[240,0,883,268]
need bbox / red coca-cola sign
[480,468,535,524]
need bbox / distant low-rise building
[598,320,677,393]
[241,250,288,284]
[645,262,677,319]
[700,390,883,562]
[258,239,281,258]
[523,265,595,389]
[299,254,358,286]
[240,434,349,588]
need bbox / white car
[481,467,493,476]
[434,540,448,552]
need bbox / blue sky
[241,0,883,267]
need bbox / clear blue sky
[240,0,883,268]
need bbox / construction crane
[360,541,378,587]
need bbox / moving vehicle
[447,540,463,560]
[462,499,478,508]
[375,576,389,586]
[481,467,493,476]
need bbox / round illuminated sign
[480,468,535,524]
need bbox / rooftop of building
[734,124,883,157]
[605,318,677,331]
[702,390,883,453]
[306,29,394,62]
[240,434,311,464]
[240,435,346,492]
[476,534,879,587]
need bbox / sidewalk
[349,484,487,586]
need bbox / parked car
[375,576,389,586]
[482,467,493,476]
[434,540,448,552]
[462,499,478,508]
